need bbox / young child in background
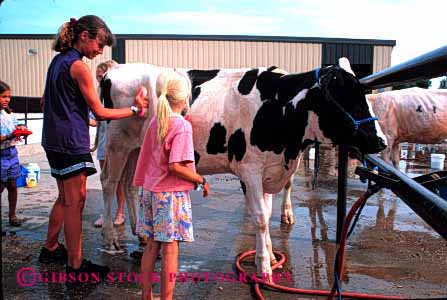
[133,71,209,300]
[91,60,127,227]
[0,80,28,227]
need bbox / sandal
[9,216,23,227]
[113,213,125,226]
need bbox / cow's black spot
[238,69,258,95]
[250,100,284,154]
[267,66,278,72]
[277,72,319,105]
[101,78,113,124]
[416,105,423,112]
[240,180,247,195]
[194,151,201,166]
[256,70,282,101]
[251,69,316,163]
[228,129,246,162]
[191,86,201,103]
[206,122,227,154]
[282,99,311,162]
[187,69,219,105]
[101,78,113,109]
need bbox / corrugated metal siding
[0,39,112,97]
[373,45,393,73]
[0,39,53,97]
[125,39,322,73]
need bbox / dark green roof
[0,34,396,46]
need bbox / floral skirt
[137,190,194,242]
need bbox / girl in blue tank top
[39,15,148,281]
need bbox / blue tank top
[42,49,90,154]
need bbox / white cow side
[367,87,447,166]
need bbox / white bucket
[430,154,445,170]
[26,163,40,182]
[309,148,316,160]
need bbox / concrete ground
[2,145,447,300]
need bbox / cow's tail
[90,122,100,153]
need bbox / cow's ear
[338,57,356,77]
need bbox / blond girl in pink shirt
[133,71,209,300]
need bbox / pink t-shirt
[133,114,196,192]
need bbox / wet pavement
[2,148,447,299]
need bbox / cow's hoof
[281,214,295,225]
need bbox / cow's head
[309,59,386,154]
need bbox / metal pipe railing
[359,45,447,89]
[364,154,447,239]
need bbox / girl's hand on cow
[135,87,149,113]
[203,182,209,197]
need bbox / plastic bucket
[16,165,29,188]
[27,163,40,182]
[26,172,37,188]
[430,154,445,170]
[309,148,316,160]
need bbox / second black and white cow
[99,59,386,277]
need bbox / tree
[392,79,432,90]
[439,77,447,89]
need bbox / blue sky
[0,0,445,83]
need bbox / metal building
[0,34,395,112]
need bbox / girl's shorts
[1,147,20,183]
[137,190,194,242]
[45,150,97,180]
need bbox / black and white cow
[99,59,386,277]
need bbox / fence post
[336,144,349,243]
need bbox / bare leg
[141,238,161,300]
[44,180,65,250]
[161,241,179,300]
[63,172,87,269]
[6,179,18,220]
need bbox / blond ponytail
[155,71,192,144]
[157,92,172,144]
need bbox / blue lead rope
[344,113,378,132]
[353,116,379,131]
[315,67,320,82]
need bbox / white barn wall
[125,39,322,73]
[0,38,112,97]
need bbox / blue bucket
[16,165,29,188]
